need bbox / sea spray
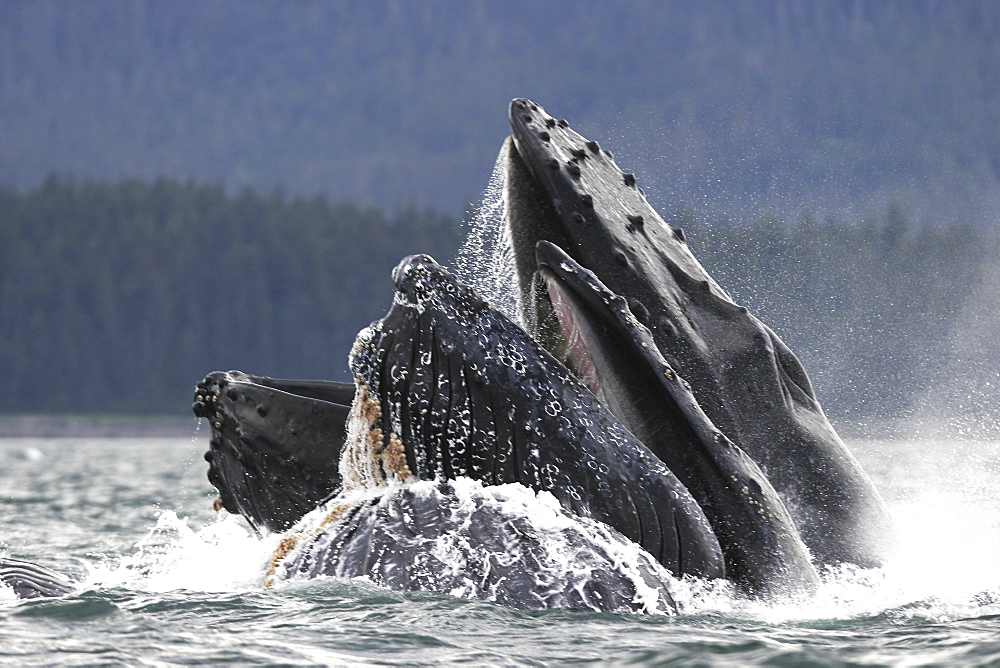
[27,437,997,624]
[663,438,1000,624]
[454,141,520,324]
[82,510,276,594]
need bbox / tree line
[2,176,997,434]
[0,176,463,413]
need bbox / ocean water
[2,433,1000,666]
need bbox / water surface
[2,435,1000,666]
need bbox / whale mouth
[540,265,601,397]
[534,239,664,417]
[504,97,894,574]
[339,251,820,597]
[342,253,727,581]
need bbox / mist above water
[453,141,521,325]
[908,256,1000,440]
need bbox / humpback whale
[257,252,824,605]
[263,254,732,611]
[536,241,817,596]
[505,98,893,568]
[193,371,352,533]
[5,99,891,612]
[277,254,725,580]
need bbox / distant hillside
[1,1,998,225]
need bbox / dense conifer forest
[2,177,997,435]
[0,177,461,413]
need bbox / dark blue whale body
[4,100,890,613]
[272,478,684,614]
[261,251,821,607]
[266,254,725,612]
[341,255,723,579]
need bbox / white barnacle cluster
[496,341,529,376]
[417,275,490,333]
[348,324,381,382]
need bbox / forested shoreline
[0,177,463,413]
[2,177,997,435]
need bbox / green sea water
[2,434,1000,666]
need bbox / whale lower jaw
[1,557,76,599]
[194,370,353,534]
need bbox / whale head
[343,253,724,579]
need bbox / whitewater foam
[80,510,277,594]
[8,440,999,626]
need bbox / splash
[670,437,1000,623]
[4,436,995,626]
[453,141,521,324]
[81,510,277,594]
[910,258,1000,439]
[0,579,17,602]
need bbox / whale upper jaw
[535,240,818,597]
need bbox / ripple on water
[11,594,120,622]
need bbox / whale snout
[193,372,228,418]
